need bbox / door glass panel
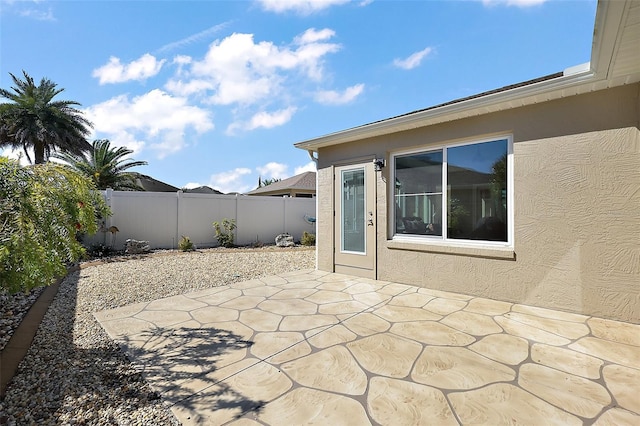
[341,168,365,253]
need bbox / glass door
[334,162,376,278]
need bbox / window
[393,137,510,244]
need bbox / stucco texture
[316,83,640,323]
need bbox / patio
[94,269,640,425]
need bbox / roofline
[295,0,634,152]
[295,68,596,150]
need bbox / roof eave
[295,69,596,151]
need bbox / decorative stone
[368,377,458,425]
[602,364,640,414]
[470,334,529,366]
[449,383,581,425]
[251,331,311,363]
[412,347,515,389]
[347,333,422,378]
[259,388,370,425]
[275,233,295,247]
[531,343,603,379]
[518,363,610,418]
[281,346,368,395]
[124,238,150,254]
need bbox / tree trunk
[34,142,45,164]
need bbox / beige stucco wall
[315,83,640,323]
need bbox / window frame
[390,135,514,249]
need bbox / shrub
[178,236,195,252]
[301,231,316,246]
[0,158,110,293]
[213,218,236,248]
[87,243,117,259]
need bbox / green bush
[301,231,316,246]
[0,158,110,293]
[213,218,236,248]
[87,243,117,259]
[178,235,195,252]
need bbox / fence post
[234,194,239,245]
[283,196,287,236]
[105,188,114,246]
[176,190,183,250]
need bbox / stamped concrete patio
[94,269,640,425]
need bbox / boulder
[124,239,151,254]
[275,233,295,247]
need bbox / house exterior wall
[316,83,640,323]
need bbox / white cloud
[257,0,350,15]
[393,47,433,70]
[294,161,317,175]
[84,89,213,158]
[172,55,193,77]
[18,7,55,21]
[295,28,335,45]
[167,29,340,106]
[481,0,547,7]
[257,162,289,180]
[225,107,297,135]
[314,83,364,105]
[226,106,297,135]
[248,107,297,130]
[92,54,166,85]
[208,168,253,193]
[164,78,215,97]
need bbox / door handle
[367,211,374,226]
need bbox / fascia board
[590,0,627,80]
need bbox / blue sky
[0,0,596,193]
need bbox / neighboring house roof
[246,171,316,196]
[135,174,180,192]
[183,186,223,194]
[295,0,640,152]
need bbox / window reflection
[393,139,508,243]
[394,151,443,236]
[448,140,507,242]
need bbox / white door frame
[333,161,376,279]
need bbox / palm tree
[54,139,148,190]
[0,71,93,164]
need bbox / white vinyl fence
[84,189,316,250]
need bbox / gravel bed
[0,287,45,351]
[0,246,315,425]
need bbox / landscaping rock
[124,239,151,254]
[275,233,295,247]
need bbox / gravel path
[0,247,315,425]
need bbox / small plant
[252,235,264,248]
[213,218,237,248]
[301,231,316,246]
[86,243,120,259]
[178,236,195,252]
